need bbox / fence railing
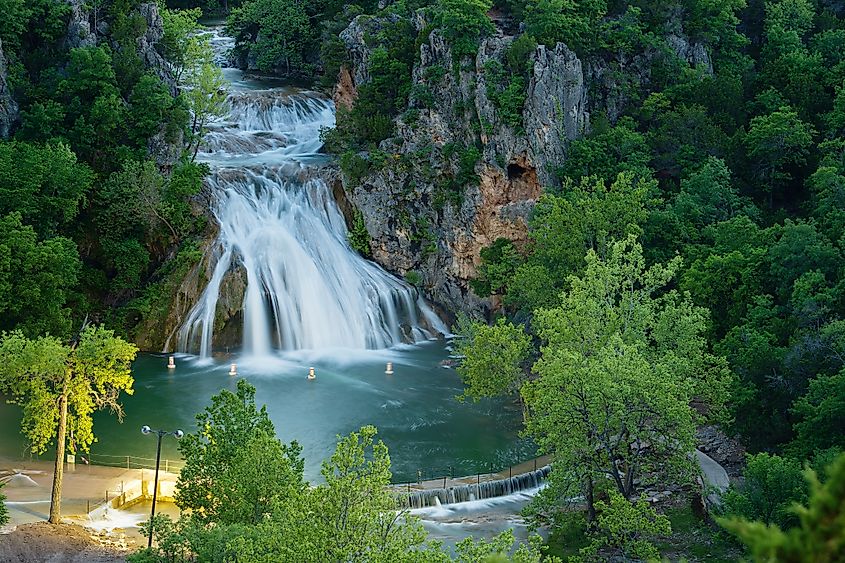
[393,455,549,492]
[77,452,186,473]
[61,452,550,492]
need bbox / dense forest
[1,0,844,560]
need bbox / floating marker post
[385,362,394,375]
[229,363,237,376]
[167,356,176,369]
[308,367,316,380]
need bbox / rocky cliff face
[332,21,589,318]
[0,39,18,139]
[331,11,710,319]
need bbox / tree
[506,173,650,313]
[160,7,206,84]
[523,0,606,54]
[456,317,531,401]
[227,0,314,76]
[0,141,94,237]
[436,0,495,59]
[791,368,845,457]
[135,383,554,562]
[470,238,523,296]
[300,426,429,561]
[721,453,808,529]
[184,61,227,160]
[0,327,137,523]
[578,491,671,562]
[720,451,845,562]
[0,213,81,338]
[175,379,304,525]
[520,236,730,519]
[0,482,8,527]
[744,106,815,204]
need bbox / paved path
[1,458,178,527]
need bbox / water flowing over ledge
[177,31,445,357]
[400,465,551,509]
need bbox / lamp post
[141,425,183,548]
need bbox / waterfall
[177,30,445,356]
[400,465,552,509]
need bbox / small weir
[399,465,551,509]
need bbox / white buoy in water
[385,362,394,375]
[167,356,176,369]
[308,367,316,380]
[229,363,237,376]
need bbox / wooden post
[126,455,130,469]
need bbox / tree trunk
[585,474,596,524]
[49,387,68,524]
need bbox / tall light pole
[141,425,183,548]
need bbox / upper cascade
[177,28,444,357]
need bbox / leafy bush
[436,0,495,60]
[578,491,671,562]
[0,482,9,526]
[721,453,808,529]
[347,210,371,257]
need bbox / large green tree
[0,213,81,337]
[175,379,305,525]
[0,327,137,523]
[520,237,730,519]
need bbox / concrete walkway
[1,458,178,527]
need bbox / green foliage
[577,491,671,562]
[721,453,808,529]
[228,0,315,76]
[0,326,137,521]
[175,379,305,525]
[134,384,553,562]
[0,213,81,338]
[791,368,845,457]
[0,141,93,237]
[160,7,206,84]
[523,0,606,54]
[0,482,8,527]
[184,61,228,160]
[436,0,495,60]
[0,326,137,454]
[719,451,845,562]
[556,118,652,183]
[405,270,423,286]
[744,106,815,203]
[505,173,650,312]
[324,17,417,150]
[455,317,531,400]
[470,238,523,296]
[521,237,730,516]
[483,60,526,129]
[348,209,372,257]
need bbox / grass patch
[653,506,743,562]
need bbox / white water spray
[177,32,444,357]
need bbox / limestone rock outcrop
[333,20,589,317]
[0,39,18,139]
[64,0,98,50]
[331,11,711,319]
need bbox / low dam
[399,465,551,509]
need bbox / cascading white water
[177,32,444,357]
